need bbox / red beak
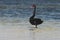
[32,4,36,7]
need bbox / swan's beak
[30,6,34,8]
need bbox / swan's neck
[30,7,36,19]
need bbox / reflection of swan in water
[29,4,43,28]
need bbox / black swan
[29,4,43,28]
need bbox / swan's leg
[34,21,37,28]
[35,25,37,28]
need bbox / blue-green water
[0,5,60,21]
[0,0,60,20]
[0,0,60,29]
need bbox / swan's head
[32,4,36,8]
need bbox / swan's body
[29,4,43,28]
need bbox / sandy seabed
[0,21,60,40]
[0,27,60,40]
